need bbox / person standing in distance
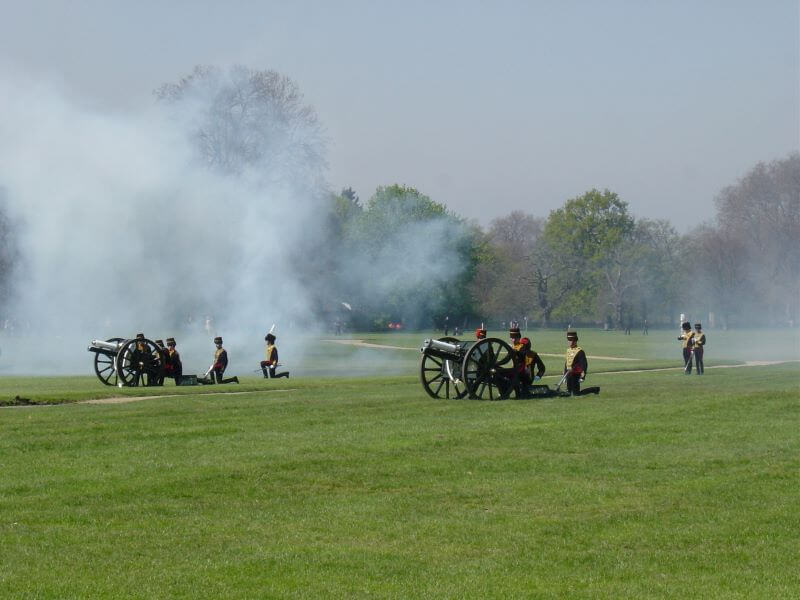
[692,323,706,375]
[678,321,695,374]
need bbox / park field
[1,330,799,598]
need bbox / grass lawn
[1,330,799,598]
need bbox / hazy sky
[1,0,797,228]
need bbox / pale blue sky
[1,0,797,228]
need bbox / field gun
[419,336,520,400]
[87,336,166,387]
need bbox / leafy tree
[630,219,684,326]
[340,185,475,329]
[542,189,635,326]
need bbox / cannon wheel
[419,337,470,399]
[115,337,166,387]
[93,337,125,386]
[462,337,519,400]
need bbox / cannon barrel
[90,339,124,352]
[420,338,461,354]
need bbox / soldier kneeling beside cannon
[88,334,169,387]
[87,334,227,387]
[419,328,599,400]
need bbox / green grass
[1,365,799,597]
[1,330,799,597]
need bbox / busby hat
[214,336,223,344]
[694,322,702,328]
[566,331,578,341]
[166,337,176,346]
[154,339,164,347]
[135,333,145,340]
[509,321,521,338]
[265,333,276,343]
[681,321,691,331]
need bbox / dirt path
[323,339,642,361]
[81,388,298,405]
[544,359,799,378]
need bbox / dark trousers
[566,373,581,395]
[166,367,182,385]
[683,348,693,373]
[565,373,599,396]
[261,362,289,379]
[201,368,237,384]
[694,348,704,374]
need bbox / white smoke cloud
[0,71,325,373]
[0,69,474,376]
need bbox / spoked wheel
[419,337,469,399]
[93,337,125,386]
[462,337,520,400]
[115,337,166,387]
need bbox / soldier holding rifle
[261,332,289,379]
[200,336,239,384]
[564,331,599,396]
[678,321,695,374]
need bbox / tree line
[319,153,799,331]
[0,65,797,331]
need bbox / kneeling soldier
[164,337,183,385]
[564,331,599,396]
[201,336,239,384]
[261,333,289,379]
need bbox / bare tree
[714,153,800,322]
[155,65,326,182]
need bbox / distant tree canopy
[686,153,800,327]
[1,61,795,332]
[320,184,476,329]
[318,152,799,331]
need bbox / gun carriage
[420,336,572,400]
[87,337,166,387]
[420,336,523,400]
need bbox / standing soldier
[678,321,695,374]
[164,337,183,385]
[475,324,487,340]
[692,323,706,375]
[261,333,289,379]
[563,331,599,396]
[201,336,239,384]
